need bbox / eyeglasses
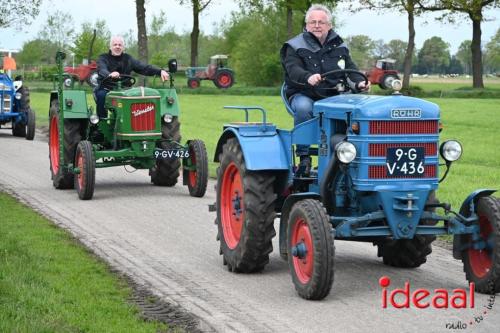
[307,20,329,26]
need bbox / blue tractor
[212,69,500,300]
[0,73,35,140]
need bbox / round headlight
[440,140,462,162]
[15,92,22,100]
[336,141,357,164]
[391,79,402,91]
[89,114,100,125]
[163,114,173,123]
[64,78,72,87]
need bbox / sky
[0,0,498,55]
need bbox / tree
[484,28,500,74]
[415,0,499,88]
[386,39,411,72]
[135,0,148,64]
[0,0,42,28]
[417,36,450,74]
[37,10,75,51]
[456,40,472,74]
[149,10,168,56]
[345,35,375,69]
[178,0,215,66]
[18,39,58,65]
[71,21,110,64]
[448,55,464,74]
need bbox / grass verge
[0,191,168,333]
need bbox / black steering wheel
[101,74,137,89]
[313,69,369,98]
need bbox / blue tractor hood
[313,94,440,120]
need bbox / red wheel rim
[49,116,60,174]
[189,80,199,88]
[469,214,493,278]
[188,146,197,188]
[220,162,244,249]
[291,218,314,284]
[218,74,231,87]
[75,148,84,190]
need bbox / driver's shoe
[296,156,311,177]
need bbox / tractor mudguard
[453,189,497,260]
[157,88,180,117]
[60,91,88,119]
[214,127,289,171]
[279,192,321,260]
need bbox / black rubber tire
[150,117,181,186]
[462,196,500,294]
[12,120,26,137]
[186,139,208,197]
[216,138,276,273]
[287,199,334,300]
[213,69,234,89]
[187,78,200,89]
[25,108,35,140]
[86,70,99,88]
[49,100,82,189]
[376,191,438,268]
[380,74,399,89]
[74,140,95,200]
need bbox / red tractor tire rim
[76,149,85,189]
[291,218,314,284]
[469,214,493,278]
[190,80,199,88]
[188,147,197,188]
[218,74,231,87]
[220,162,244,249]
[49,116,60,174]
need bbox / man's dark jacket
[96,51,162,90]
[281,30,364,100]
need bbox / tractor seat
[281,83,295,117]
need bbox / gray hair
[109,35,125,48]
[305,4,333,24]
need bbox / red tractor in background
[366,58,401,89]
[185,55,235,89]
[64,60,98,88]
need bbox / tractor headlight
[336,141,357,164]
[391,79,402,91]
[64,78,72,87]
[89,114,100,125]
[440,140,462,162]
[163,114,173,123]
[15,92,22,100]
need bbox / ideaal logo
[378,276,496,330]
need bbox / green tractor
[48,51,208,200]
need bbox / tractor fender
[213,127,289,171]
[453,189,497,260]
[279,192,321,260]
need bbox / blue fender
[453,189,497,259]
[214,126,290,171]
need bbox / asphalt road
[1,129,499,333]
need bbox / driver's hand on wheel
[357,80,371,92]
[307,73,322,86]
[160,69,170,82]
[109,71,120,79]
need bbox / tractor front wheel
[185,139,208,197]
[379,74,399,89]
[187,78,200,89]
[288,199,334,300]
[462,196,500,293]
[74,140,95,200]
[25,108,36,140]
[213,69,234,89]
[87,71,99,88]
[216,138,276,273]
[150,117,181,186]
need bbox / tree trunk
[402,2,415,90]
[190,1,200,67]
[470,14,484,88]
[286,5,293,39]
[136,0,148,85]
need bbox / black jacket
[96,51,162,90]
[281,30,364,100]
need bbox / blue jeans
[94,89,108,118]
[290,94,314,156]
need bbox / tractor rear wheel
[86,70,99,88]
[187,78,200,89]
[216,138,276,273]
[25,108,36,140]
[462,196,500,293]
[379,74,399,90]
[74,140,95,200]
[49,100,82,189]
[213,69,234,89]
[150,117,181,186]
[185,139,208,197]
[288,199,334,300]
[376,191,438,268]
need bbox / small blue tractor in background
[0,73,35,140]
[211,69,499,300]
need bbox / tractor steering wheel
[101,74,137,89]
[314,69,369,98]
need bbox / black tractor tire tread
[462,196,500,294]
[187,139,208,197]
[216,138,276,273]
[75,141,95,200]
[288,199,334,300]
[151,117,181,186]
[25,108,36,140]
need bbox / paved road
[1,129,499,333]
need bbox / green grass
[0,192,167,332]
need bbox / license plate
[386,147,425,177]
[154,148,190,159]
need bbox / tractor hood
[313,94,440,120]
[108,86,161,98]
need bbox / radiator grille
[131,102,156,131]
[369,120,438,135]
